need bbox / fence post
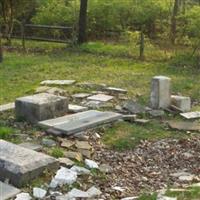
[21,21,25,51]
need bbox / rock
[0,102,15,112]
[84,100,103,109]
[180,111,200,119]
[171,95,191,112]
[170,171,195,181]
[150,76,171,109]
[149,110,165,117]
[58,158,75,167]
[121,197,138,200]
[168,121,200,131]
[77,82,106,90]
[112,186,126,192]
[75,141,92,150]
[68,104,88,113]
[123,100,146,114]
[46,128,62,136]
[19,142,42,151]
[68,188,90,198]
[123,114,137,122]
[46,87,67,96]
[99,164,112,173]
[39,110,122,136]
[85,159,99,169]
[70,165,90,175]
[72,132,89,141]
[35,86,51,93]
[15,193,32,200]
[105,87,127,94]
[0,140,58,187]
[65,151,83,162]
[72,93,91,99]
[40,80,76,85]
[50,167,77,188]
[0,181,21,200]
[87,94,114,102]
[60,140,75,148]
[42,138,56,147]
[78,149,92,158]
[15,93,68,124]
[33,187,47,199]
[87,186,102,197]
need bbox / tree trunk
[139,29,145,60]
[0,31,3,63]
[78,0,88,44]
[170,0,179,44]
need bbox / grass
[49,147,64,158]
[0,126,13,139]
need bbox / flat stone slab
[39,110,122,135]
[105,87,127,94]
[68,104,88,113]
[0,140,58,187]
[72,93,91,99]
[40,80,76,85]
[0,103,15,112]
[19,142,43,151]
[168,121,200,131]
[180,111,200,119]
[0,181,21,200]
[15,93,68,124]
[87,94,114,102]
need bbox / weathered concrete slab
[87,94,114,102]
[68,104,88,113]
[40,80,76,85]
[0,140,58,187]
[39,110,122,135]
[171,95,191,112]
[72,93,91,99]
[15,93,68,124]
[0,103,15,112]
[168,121,200,131]
[0,181,21,200]
[105,87,127,94]
[150,76,171,109]
[180,111,200,119]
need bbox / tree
[78,0,88,44]
[170,0,179,44]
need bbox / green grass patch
[49,147,64,158]
[0,126,14,140]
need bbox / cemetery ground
[0,40,200,199]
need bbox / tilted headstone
[15,93,68,124]
[150,76,171,109]
[171,95,191,112]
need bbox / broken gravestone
[180,111,200,119]
[39,110,122,136]
[171,95,191,112]
[168,121,200,131]
[0,139,58,187]
[150,76,171,109]
[15,93,68,124]
[87,94,114,102]
[123,100,146,114]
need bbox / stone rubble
[33,187,47,199]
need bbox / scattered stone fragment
[123,114,137,122]
[180,111,200,119]
[35,86,51,93]
[99,164,112,173]
[0,181,21,200]
[0,140,58,187]
[19,142,42,152]
[85,159,99,169]
[15,93,68,124]
[50,167,77,188]
[46,128,62,136]
[170,171,192,178]
[150,76,171,109]
[58,158,75,167]
[121,197,138,200]
[105,87,127,94]
[39,110,122,136]
[78,149,92,158]
[67,188,90,198]
[46,87,67,96]
[60,139,75,148]
[134,119,150,124]
[40,80,76,85]
[75,141,92,150]
[65,151,83,162]
[112,186,126,192]
[87,94,114,102]
[15,193,32,200]
[70,165,90,175]
[42,138,56,147]
[171,95,191,112]
[87,186,102,197]
[33,187,47,199]
[84,100,103,109]
[72,131,89,141]
[170,171,195,181]
[149,110,165,117]
[77,82,106,90]
[157,196,177,200]
[72,93,91,99]
[0,102,15,112]
[123,100,146,114]
[68,104,88,113]
[168,121,200,131]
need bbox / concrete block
[15,93,68,124]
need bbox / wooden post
[21,21,25,51]
[0,26,3,63]
[139,28,145,60]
